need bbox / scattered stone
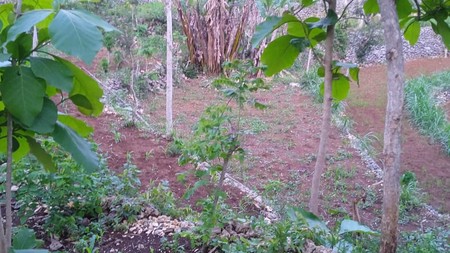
[221,229,230,238]
[49,238,63,251]
[304,239,333,253]
[212,227,221,235]
[128,213,195,237]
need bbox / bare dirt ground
[347,57,450,212]
[85,58,450,216]
[66,57,450,252]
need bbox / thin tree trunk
[1,2,23,251]
[1,113,14,253]
[306,49,313,72]
[377,0,405,251]
[308,0,337,215]
[166,0,173,136]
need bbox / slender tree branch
[0,201,6,253]
[412,0,421,20]
[337,0,356,22]
[5,113,13,250]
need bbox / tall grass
[405,71,450,155]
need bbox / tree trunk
[166,0,173,136]
[308,0,336,215]
[1,2,23,251]
[0,113,14,253]
[377,0,405,252]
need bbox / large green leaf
[68,10,118,33]
[30,57,73,92]
[0,135,30,161]
[13,227,40,249]
[252,13,302,48]
[55,56,103,116]
[251,16,281,48]
[26,98,57,134]
[436,19,450,49]
[52,121,99,172]
[363,0,379,14]
[22,0,53,10]
[58,114,93,138]
[0,66,45,126]
[307,9,338,29]
[301,0,316,8]
[26,136,56,172]
[349,67,360,86]
[6,33,33,60]
[287,21,306,37]
[261,35,301,76]
[332,74,351,101]
[404,21,420,46]
[49,10,103,64]
[308,27,327,46]
[320,74,351,101]
[396,0,413,19]
[290,37,310,51]
[338,219,379,235]
[6,10,53,43]
[287,207,330,233]
[0,4,14,32]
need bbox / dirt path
[347,57,450,212]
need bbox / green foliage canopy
[252,5,359,101]
[364,0,450,48]
[0,1,118,172]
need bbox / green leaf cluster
[317,61,359,102]
[253,9,337,77]
[252,6,358,102]
[177,60,269,199]
[0,1,118,172]
[363,0,450,48]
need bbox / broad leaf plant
[0,0,117,251]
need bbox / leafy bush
[137,2,166,22]
[300,67,323,102]
[399,228,450,253]
[399,171,422,210]
[142,181,189,218]
[12,139,142,240]
[138,35,166,57]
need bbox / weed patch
[405,71,450,155]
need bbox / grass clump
[405,71,450,155]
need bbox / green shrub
[138,35,166,57]
[142,181,189,218]
[12,139,142,241]
[399,228,450,253]
[137,2,166,22]
[135,23,149,37]
[300,67,323,102]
